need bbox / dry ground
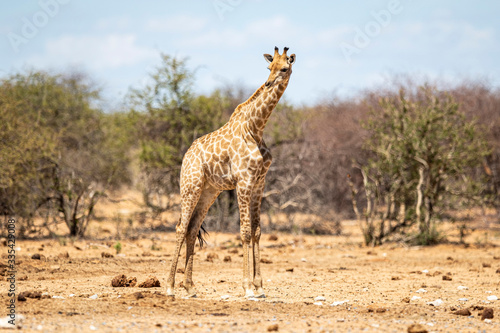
[2,194,500,332]
[2,228,500,332]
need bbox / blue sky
[1,1,499,107]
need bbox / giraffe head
[263,46,296,89]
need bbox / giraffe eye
[280,68,288,73]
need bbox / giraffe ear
[263,54,273,64]
[288,54,296,65]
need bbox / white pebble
[314,296,326,302]
[411,296,421,301]
[301,258,307,262]
[90,325,97,331]
[68,294,75,297]
[427,299,443,306]
[313,301,323,306]
[331,300,349,306]
[422,269,429,273]
[89,294,98,299]
[416,288,427,293]
[457,286,468,290]
[52,295,65,299]
[220,295,230,300]
[487,295,498,301]
[484,319,492,323]
[458,298,468,302]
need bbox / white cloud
[29,34,157,70]
[146,15,208,33]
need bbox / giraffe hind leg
[183,187,221,297]
[166,181,204,296]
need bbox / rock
[453,308,471,316]
[481,307,494,320]
[496,268,500,274]
[58,252,70,259]
[206,253,219,262]
[177,268,185,274]
[313,302,323,306]
[31,253,41,260]
[111,274,137,287]
[17,293,26,302]
[314,296,326,302]
[482,263,491,268]
[89,294,98,299]
[285,268,294,272]
[442,275,452,281]
[220,295,230,300]
[223,256,232,262]
[402,297,410,303]
[267,323,279,331]
[331,300,349,306]
[427,299,443,306]
[138,276,161,288]
[101,252,114,258]
[486,295,498,301]
[133,292,144,299]
[19,291,41,299]
[261,258,273,264]
[415,288,427,293]
[407,324,428,333]
[268,234,278,241]
[457,286,468,290]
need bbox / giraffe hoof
[166,288,175,297]
[253,293,266,298]
[244,290,255,298]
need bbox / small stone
[206,253,219,262]
[402,297,410,303]
[223,256,232,262]
[482,263,491,268]
[486,295,498,301]
[496,268,500,274]
[415,288,427,293]
[89,294,98,299]
[101,252,114,258]
[453,308,471,316]
[481,307,494,320]
[138,276,161,288]
[268,234,278,241]
[285,268,294,272]
[111,274,137,287]
[457,286,468,290]
[220,295,230,300]
[261,258,273,264]
[177,268,185,274]
[313,302,323,306]
[314,296,326,302]
[17,293,26,302]
[31,253,41,260]
[267,323,279,331]
[133,292,144,299]
[427,299,443,306]
[442,275,452,281]
[407,323,428,333]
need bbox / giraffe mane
[229,83,266,120]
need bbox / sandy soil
[2,221,500,333]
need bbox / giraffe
[166,46,296,298]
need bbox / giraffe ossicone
[166,47,296,298]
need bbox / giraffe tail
[197,223,208,248]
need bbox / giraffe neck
[238,80,288,144]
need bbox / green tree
[128,54,225,213]
[352,87,490,245]
[0,71,131,236]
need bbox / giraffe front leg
[251,179,266,298]
[237,184,255,298]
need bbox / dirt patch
[7,229,500,332]
[138,276,161,288]
[111,274,137,287]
